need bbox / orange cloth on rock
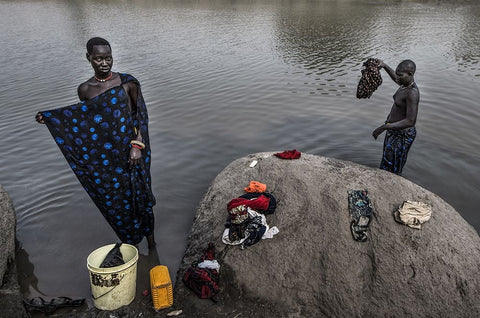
[244,181,267,193]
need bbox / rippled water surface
[1,0,479,300]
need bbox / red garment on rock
[274,149,301,159]
[227,195,270,212]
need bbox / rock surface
[0,185,28,317]
[173,152,480,317]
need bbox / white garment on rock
[262,226,279,239]
[197,260,220,271]
[394,200,432,229]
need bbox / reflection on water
[0,0,479,299]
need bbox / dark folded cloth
[23,297,85,315]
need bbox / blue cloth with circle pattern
[41,73,155,245]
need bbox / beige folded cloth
[394,200,432,229]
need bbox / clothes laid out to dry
[222,207,277,248]
[274,149,301,160]
[244,181,267,193]
[222,189,279,249]
[182,243,219,299]
[227,195,270,214]
[394,200,432,229]
[356,58,382,99]
[239,192,277,215]
[348,189,373,242]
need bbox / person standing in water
[36,37,156,248]
[372,59,419,175]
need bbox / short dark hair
[398,59,416,74]
[86,37,111,54]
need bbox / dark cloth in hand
[356,58,382,99]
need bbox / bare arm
[378,60,398,84]
[124,81,144,167]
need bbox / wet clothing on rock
[356,58,382,99]
[394,200,432,229]
[239,192,277,214]
[348,190,373,242]
[222,207,268,248]
[274,149,301,159]
[244,181,267,193]
[40,73,155,245]
[380,126,416,175]
[223,190,278,248]
[227,195,270,214]
[183,243,219,299]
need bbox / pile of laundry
[222,181,279,249]
[182,243,220,300]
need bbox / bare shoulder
[77,78,94,101]
[409,86,420,98]
[406,87,420,106]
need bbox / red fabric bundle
[227,195,270,212]
[274,149,301,159]
[183,243,219,299]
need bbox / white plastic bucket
[86,244,139,310]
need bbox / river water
[0,0,479,301]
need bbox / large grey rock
[0,185,27,318]
[0,185,15,286]
[173,152,480,317]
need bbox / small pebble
[166,309,183,316]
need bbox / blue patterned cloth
[41,73,155,244]
[380,126,416,175]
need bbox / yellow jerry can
[150,265,173,310]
